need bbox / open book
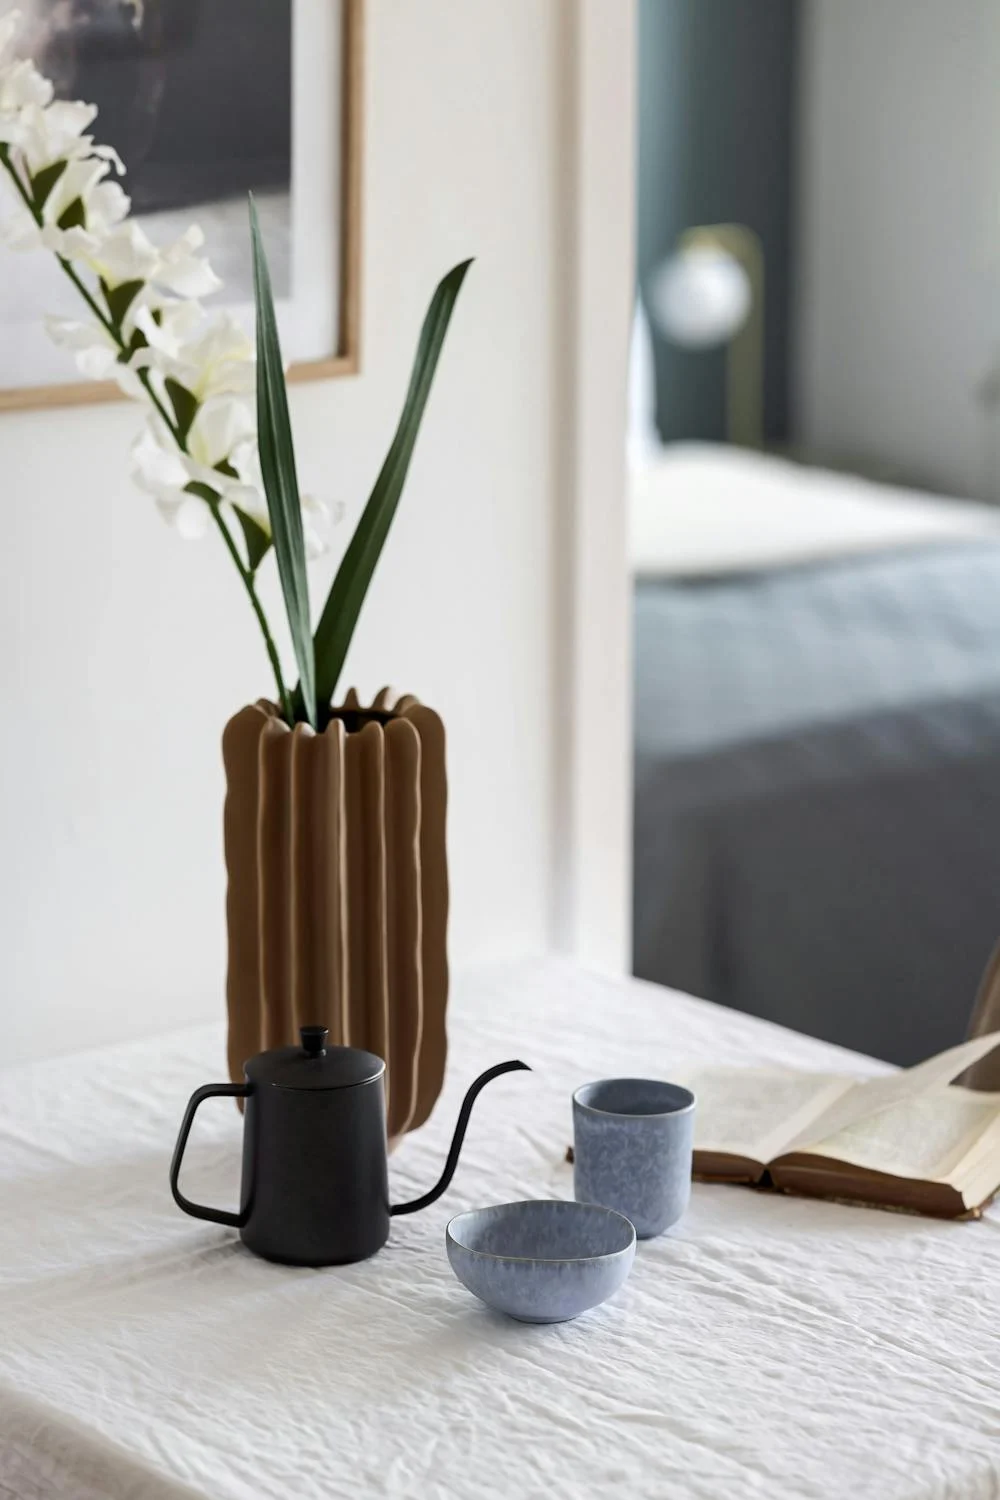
[677,1031,1000,1218]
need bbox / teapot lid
[245,1026,386,1091]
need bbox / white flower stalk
[0,8,330,711]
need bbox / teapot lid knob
[247,1029,384,1089]
[300,1025,329,1058]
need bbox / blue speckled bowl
[446,1199,636,1323]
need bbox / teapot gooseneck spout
[390,1059,531,1217]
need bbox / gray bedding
[633,542,1000,1065]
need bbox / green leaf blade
[310,258,472,709]
[104,277,145,327]
[233,507,272,574]
[31,159,67,211]
[164,376,199,444]
[57,196,86,231]
[249,193,316,726]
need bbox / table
[1,960,998,1500]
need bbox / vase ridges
[322,719,349,1044]
[383,718,424,1139]
[222,704,270,1082]
[405,703,449,1131]
[257,719,295,1050]
[224,693,449,1140]
[289,722,324,1038]
[339,725,366,1053]
[345,722,389,1069]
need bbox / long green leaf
[309,259,473,711]
[232,507,272,574]
[31,159,67,211]
[249,194,316,726]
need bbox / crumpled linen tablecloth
[1,958,998,1500]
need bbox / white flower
[223,433,268,530]
[131,297,202,357]
[131,397,330,561]
[0,12,50,141]
[80,225,219,301]
[84,219,159,287]
[132,397,259,540]
[301,492,331,559]
[0,56,51,114]
[3,155,128,256]
[154,226,221,299]
[227,426,330,558]
[3,85,124,178]
[14,99,98,174]
[175,313,255,397]
[131,417,212,539]
[92,141,126,175]
[44,314,115,377]
[45,312,116,378]
[0,58,52,131]
[44,312,145,396]
[0,15,53,146]
[179,394,256,490]
[136,305,254,400]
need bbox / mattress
[633,542,1000,1066]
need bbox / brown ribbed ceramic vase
[222,688,449,1143]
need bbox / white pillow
[630,443,1000,577]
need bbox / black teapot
[170,1025,529,1265]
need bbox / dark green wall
[637,0,799,443]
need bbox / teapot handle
[170,1082,251,1228]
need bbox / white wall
[554,0,635,971]
[794,0,996,499]
[0,0,625,1065]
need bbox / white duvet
[630,442,1000,578]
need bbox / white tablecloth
[1,960,998,1500]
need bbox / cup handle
[170,1082,250,1228]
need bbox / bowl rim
[446,1198,637,1266]
[572,1077,696,1120]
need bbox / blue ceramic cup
[572,1078,695,1239]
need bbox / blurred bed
[631,442,1000,1065]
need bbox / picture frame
[0,0,364,414]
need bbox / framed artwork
[0,0,363,411]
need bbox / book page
[793,1085,1000,1186]
[677,1066,857,1165]
[784,1030,1000,1155]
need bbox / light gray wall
[793,0,996,497]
